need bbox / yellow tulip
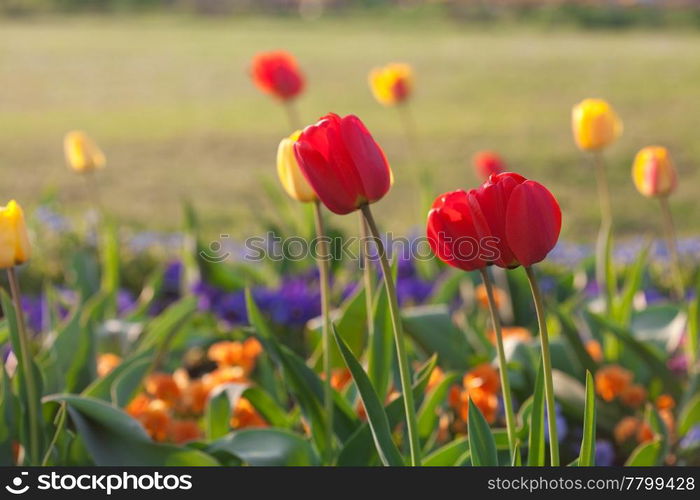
[571,98,623,151]
[368,63,413,107]
[632,146,677,198]
[64,131,106,173]
[0,200,31,268]
[276,131,317,203]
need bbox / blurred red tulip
[294,113,392,215]
[427,172,561,270]
[250,51,305,101]
[473,150,505,181]
[426,190,489,271]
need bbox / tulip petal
[504,181,561,267]
[339,115,392,204]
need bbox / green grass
[1,15,699,239]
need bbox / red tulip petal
[339,115,392,203]
[504,180,562,267]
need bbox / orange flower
[368,63,413,106]
[208,338,262,374]
[136,399,171,442]
[231,397,268,429]
[620,384,647,409]
[614,416,641,443]
[636,422,655,444]
[427,366,445,393]
[656,394,675,411]
[464,363,500,394]
[168,419,201,444]
[179,379,210,416]
[144,373,181,407]
[660,409,675,436]
[585,340,603,363]
[203,366,247,391]
[469,389,499,424]
[96,353,121,377]
[330,368,352,392]
[126,393,151,418]
[595,365,632,402]
[475,284,505,310]
[487,326,531,346]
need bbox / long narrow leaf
[578,370,596,466]
[467,397,498,466]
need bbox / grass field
[1,14,699,239]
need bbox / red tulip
[250,51,305,101]
[293,113,392,215]
[427,172,561,270]
[473,151,506,181]
[427,190,490,271]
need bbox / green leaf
[586,312,679,399]
[241,386,292,429]
[678,394,700,436]
[205,389,232,441]
[402,305,471,370]
[578,370,596,466]
[527,360,546,466]
[335,356,435,466]
[367,283,393,400]
[615,242,650,325]
[46,395,218,466]
[1,289,45,464]
[467,397,498,466]
[332,324,404,466]
[423,436,470,466]
[99,221,121,313]
[0,362,17,465]
[554,307,597,375]
[417,372,459,439]
[245,290,345,452]
[135,296,197,353]
[208,428,318,466]
[625,439,662,466]
[82,350,151,406]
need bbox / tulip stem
[524,266,560,466]
[284,100,302,131]
[658,196,684,300]
[592,152,614,311]
[6,267,42,465]
[479,268,518,461]
[361,204,421,466]
[359,214,375,341]
[312,200,334,460]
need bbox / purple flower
[595,440,616,466]
[680,425,700,450]
[544,404,568,443]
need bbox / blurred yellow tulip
[64,131,106,173]
[368,63,413,107]
[571,98,623,151]
[276,130,317,203]
[632,146,677,198]
[0,200,31,269]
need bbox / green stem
[361,204,421,466]
[359,214,375,341]
[479,268,518,461]
[284,100,302,131]
[593,151,614,312]
[658,196,684,301]
[7,267,41,465]
[524,266,560,466]
[313,200,334,461]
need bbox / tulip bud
[294,113,392,215]
[251,51,305,101]
[64,131,106,174]
[368,63,413,107]
[0,200,32,268]
[571,98,623,151]
[276,131,317,203]
[427,173,561,270]
[632,146,677,198]
[473,150,505,181]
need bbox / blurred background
[1,0,699,240]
